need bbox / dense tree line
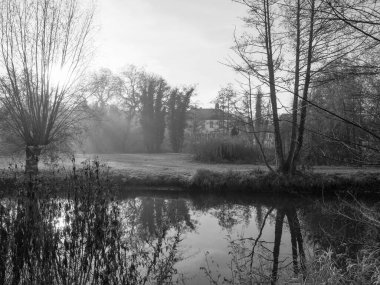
[84,66,194,154]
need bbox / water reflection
[192,196,307,284]
[0,191,195,284]
[0,191,378,284]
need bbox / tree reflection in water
[1,183,377,285]
[198,195,379,285]
[0,184,195,284]
[271,206,306,282]
[194,196,307,285]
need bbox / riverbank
[110,168,380,195]
[1,153,380,195]
[1,167,380,196]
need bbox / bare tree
[234,73,275,171]
[215,84,236,133]
[231,0,380,173]
[326,0,380,42]
[0,0,94,174]
[86,68,123,111]
[119,65,145,133]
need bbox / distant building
[185,107,275,148]
[186,107,232,136]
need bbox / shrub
[192,136,273,163]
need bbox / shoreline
[119,169,380,196]
[1,167,380,197]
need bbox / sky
[91,0,248,107]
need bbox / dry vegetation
[1,153,379,193]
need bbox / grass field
[1,153,379,193]
[1,153,379,179]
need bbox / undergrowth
[192,137,273,164]
[189,168,380,194]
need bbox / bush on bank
[188,169,380,195]
[191,137,274,164]
[2,167,379,195]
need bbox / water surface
[0,191,375,284]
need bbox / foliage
[299,197,380,284]
[140,76,169,152]
[304,64,380,166]
[189,168,380,193]
[167,87,194,152]
[192,137,272,163]
[303,246,380,285]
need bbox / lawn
[1,153,380,179]
[67,153,268,180]
[1,153,379,192]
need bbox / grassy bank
[111,168,380,195]
[0,161,379,283]
[3,168,378,196]
[1,154,380,195]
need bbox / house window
[210,120,214,128]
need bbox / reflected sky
[1,193,376,284]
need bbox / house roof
[187,108,228,120]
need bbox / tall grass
[192,137,273,163]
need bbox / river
[1,189,377,284]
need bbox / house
[186,107,233,135]
[184,107,276,149]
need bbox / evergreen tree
[255,88,263,141]
[140,76,169,152]
[168,87,194,152]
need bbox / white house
[186,108,232,135]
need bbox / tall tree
[255,87,263,140]
[167,87,194,152]
[305,63,380,165]
[0,0,94,174]
[121,65,146,124]
[119,65,145,137]
[231,0,380,173]
[86,68,123,112]
[215,84,236,133]
[140,76,169,152]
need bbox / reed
[192,137,273,163]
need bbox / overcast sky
[91,0,247,107]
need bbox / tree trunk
[287,211,299,276]
[263,0,285,170]
[284,0,301,173]
[271,209,285,284]
[291,0,316,173]
[25,146,42,175]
